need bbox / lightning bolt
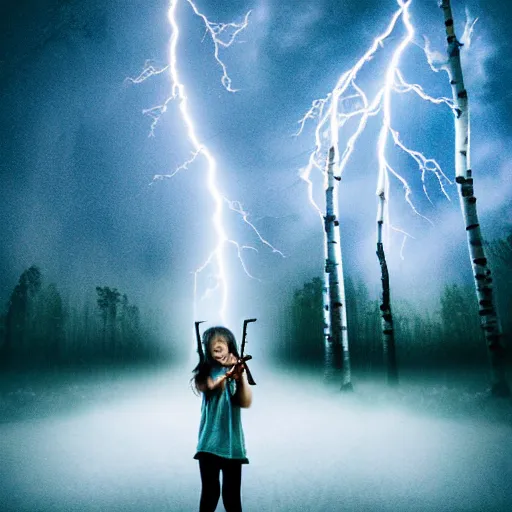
[129,0,283,327]
[297,0,454,257]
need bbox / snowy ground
[1,366,511,512]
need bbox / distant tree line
[0,266,170,370]
[275,231,512,375]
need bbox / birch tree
[323,146,353,390]
[440,0,510,396]
[376,207,399,386]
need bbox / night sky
[1,3,512,511]
[1,0,511,341]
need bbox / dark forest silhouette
[1,231,510,378]
[275,231,512,378]
[0,266,168,370]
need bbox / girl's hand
[232,363,246,381]
[225,365,237,380]
[226,360,246,381]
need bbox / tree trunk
[323,236,333,381]
[440,0,510,397]
[376,214,399,386]
[323,146,353,390]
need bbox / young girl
[192,326,253,512]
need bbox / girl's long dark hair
[191,326,240,395]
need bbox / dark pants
[198,453,243,512]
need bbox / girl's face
[209,335,230,365]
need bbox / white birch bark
[323,262,333,381]
[323,146,353,390]
[376,202,399,386]
[440,0,510,397]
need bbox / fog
[1,366,511,511]
[1,1,512,508]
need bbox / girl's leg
[198,456,221,512]
[221,461,242,512]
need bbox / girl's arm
[196,357,253,405]
[196,374,228,393]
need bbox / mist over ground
[1,365,511,512]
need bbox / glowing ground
[1,367,511,511]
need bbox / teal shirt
[194,365,249,464]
